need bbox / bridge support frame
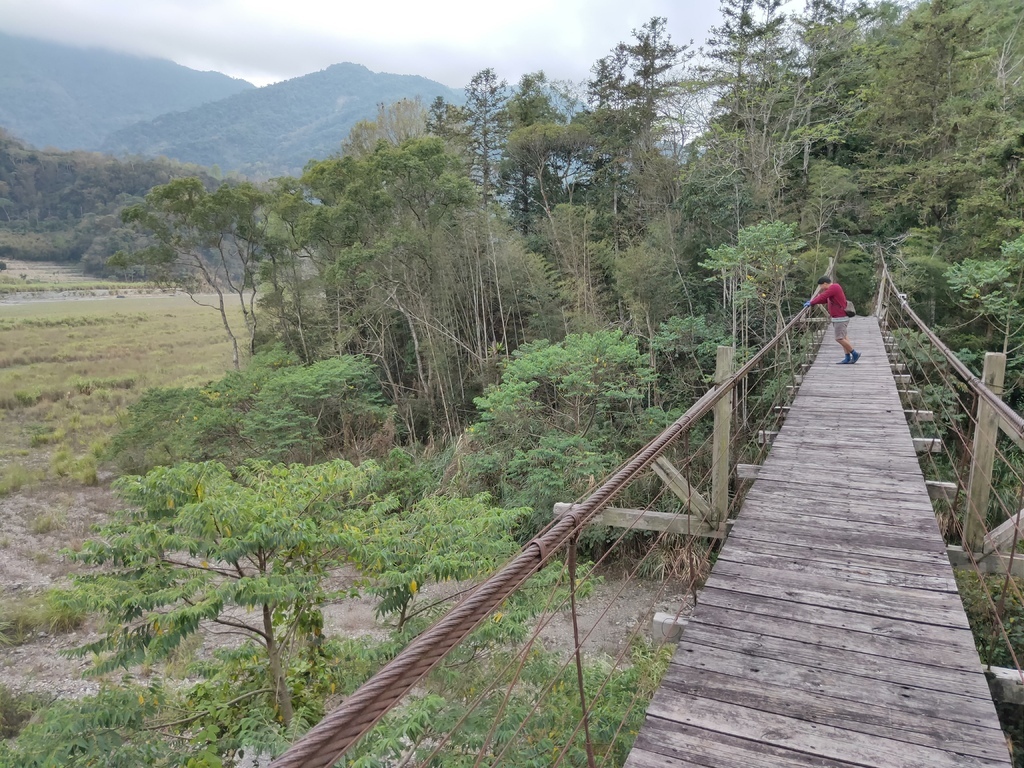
[711,345,735,527]
[965,352,1007,552]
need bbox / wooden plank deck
[625,316,1013,768]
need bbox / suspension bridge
[271,270,1024,768]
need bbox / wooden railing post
[712,345,735,527]
[964,352,1007,552]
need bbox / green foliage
[348,637,672,767]
[465,330,666,532]
[701,221,806,341]
[54,454,535,748]
[109,349,391,472]
[956,570,1024,668]
[946,235,1024,355]
[348,494,528,629]
[0,684,178,768]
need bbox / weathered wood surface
[625,316,1012,767]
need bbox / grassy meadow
[0,295,241,492]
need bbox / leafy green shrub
[464,330,667,535]
[109,348,392,472]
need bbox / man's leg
[835,322,855,363]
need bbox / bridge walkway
[625,316,1013,768]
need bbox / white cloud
[0,0,724,88]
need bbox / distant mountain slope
[0,128,218,270]
[101,63,463,177]
[0,32,254,151]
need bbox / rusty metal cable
[882,265,1024,441]
[269,307,815,768]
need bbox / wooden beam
[735,463,760,480]
[905,409,934,423]
[948,545,1024,578]
[925,480,957,502]
[913,437,942,454]
[890,363,907,372]
[983,510,1024,555]
[897,389,920,398]
[651,612,688,642]
[552,503,721,537]
[652,457,712,517]
[757,430,777,446]
[965,352,1007,552]
[893,374,912,384]
[986,667,1024,707]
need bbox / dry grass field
[0,295,241,493]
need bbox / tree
[64,460,383,726]
[586,17,688,244]
[701,221,806,343]
[114,178,272,369]
[946,234,1024,356]
[464,68,510,207]
[342,98,429,158]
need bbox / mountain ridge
[0,31,255,151]
[101,62,463,177]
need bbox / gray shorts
[833,318,850,341]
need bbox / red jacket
[809,283,848,319]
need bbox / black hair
[817,276,832,285]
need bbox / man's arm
[808,283,838,307]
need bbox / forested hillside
[3,0,1024,765]
[0,130,216,270]
[0,32,253,151]
[101,63,464,176]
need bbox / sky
[0,0,727,89]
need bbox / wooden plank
[627,717,864,768]
[656,665,1008,760]
[652,456,712,517]
[705,561,971,628]
[697,585,976,651]
[723,536,953,579]
[716,547,957,591]
[624,316,1011,768]
[947,545,1024,578]
[691,600,986,673]
[734,463,760,480]
[926,480,958,501]
[914,437,942,453]
[907,409,935,422]
[644,690,1009,768]
[676,624,996,705]
[551,502,720,537]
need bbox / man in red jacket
[804,276,860,364]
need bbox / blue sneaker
[850,350,861,364]
[836,354,851,365]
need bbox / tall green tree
[114,178,272,369]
